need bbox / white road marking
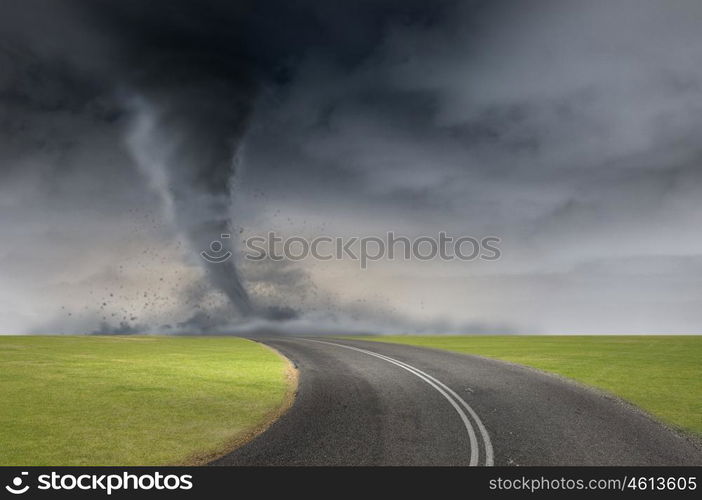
[301,338,494,466]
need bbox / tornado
[125,47,257,317]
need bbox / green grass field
[0,336,295,466]
[350,335,702,436]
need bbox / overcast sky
[2,0,702,334]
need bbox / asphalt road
[212,338,702,466]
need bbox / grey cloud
[3,0,702,334]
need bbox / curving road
[212,337,702,466]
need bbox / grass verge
[0,335,296,466]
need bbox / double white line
[302,338,494,466]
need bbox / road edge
[180,339,299,466]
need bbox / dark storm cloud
[4,0,449,318]
[238,0,702,231]
[0,0,462,332]
[3,0,702,333]
[234,0,702,332]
